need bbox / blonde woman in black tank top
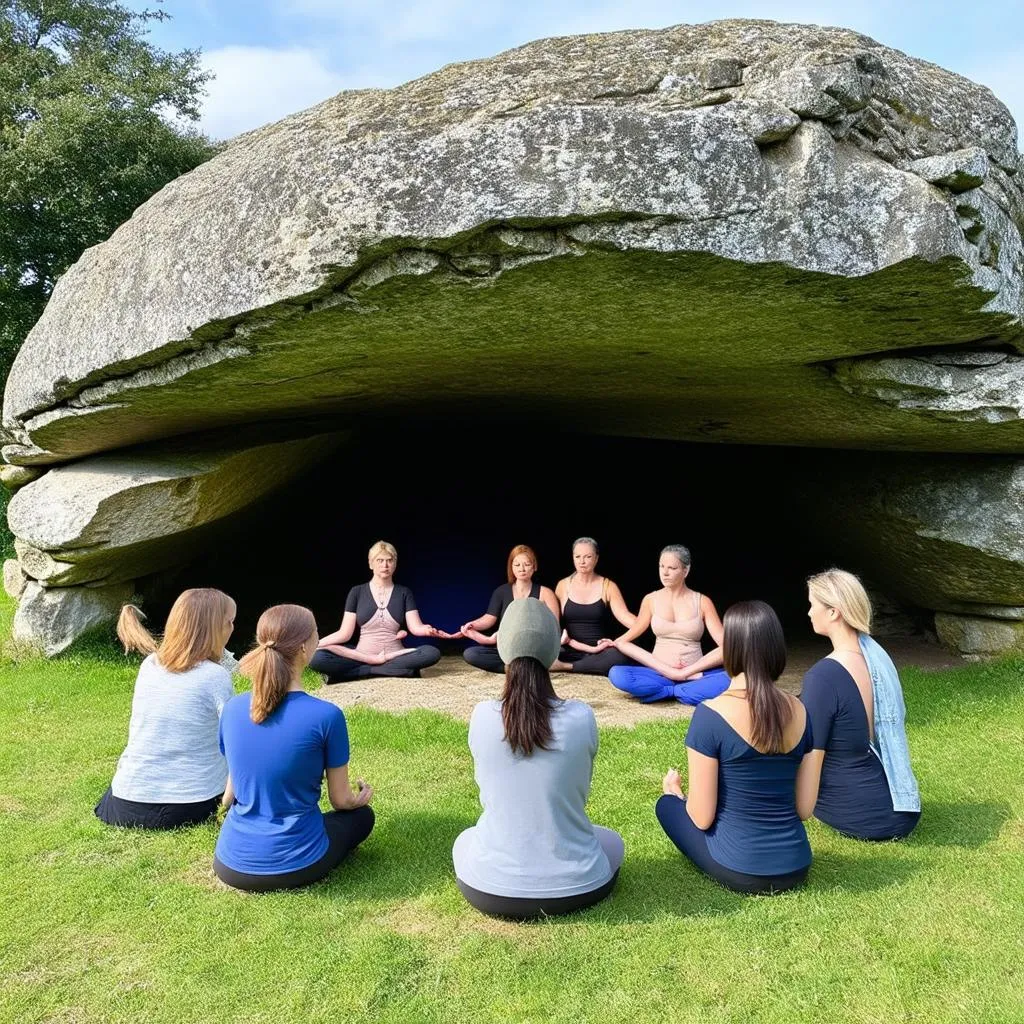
[550,537,637,676]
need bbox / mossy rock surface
[2,19,1024,656]
[1,20,1021,463]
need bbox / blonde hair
[240,604,317,724]
[368,540,398,569]
[117,589,235,673]
[807,569,873,634]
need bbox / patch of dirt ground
[316,636,960,727]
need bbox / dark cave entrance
[152,421,888,655]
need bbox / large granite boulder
[4,430,344,654]
[2,19,1023,654]
[2,20,1022,465]
[13,581,134,657]
[6,431,346,588]
[809,455,1024,612]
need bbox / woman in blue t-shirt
[656,601,817,894]
[800,570,920,841]
[214,604,375,892]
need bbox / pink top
[356,607,405,656]
[651,590,704,668]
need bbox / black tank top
[563,597,611,646]
[488,581,542,624]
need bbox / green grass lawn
[0,594,1022,1024]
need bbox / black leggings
[560,645,631,676]
[655,795,809,895]
[463,644,504,673]
[213,806,375,893]
[310,645,441,682]
[456,870,619,920]
[95,787,221,830]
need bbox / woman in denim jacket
[799,569,920,841]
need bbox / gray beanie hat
[496,598,560,668]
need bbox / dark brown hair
[722,600,791,754]
[501,656,559,756]
[506,544,539,584]
[239,604,317,724]
[117,590,235,673]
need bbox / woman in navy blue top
[800,571,920,841]
[214,604,375,893]
[656,601,817,894]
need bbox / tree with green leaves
[0,1,215,378]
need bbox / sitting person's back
[801,570,920,841]
[95,591,237,830]
[214,604,375,893]
[684,697,812,876]
[457,697,610,898]
[112,654,233,803]
[452,598,624,918]
[217,689,349,873]
[656,600,816,894]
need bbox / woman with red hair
[461,544,560,673]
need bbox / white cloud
[197,45,352,140]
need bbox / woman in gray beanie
[452,598,624,919]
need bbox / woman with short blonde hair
[214,604,375,892]
[461,544,561,673]
[367,540,398,568]
[800,569,921,841]
[95,589,238,830]
[311,540,452,682]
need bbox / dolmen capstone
[2,19,1023,655]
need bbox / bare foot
[550,660,573,672]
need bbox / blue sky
[136,1,1024,141]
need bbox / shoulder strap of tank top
[602,577,610,604]
[693,590,701,617]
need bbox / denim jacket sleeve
[859,634,921,813]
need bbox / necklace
[371,582,393,620]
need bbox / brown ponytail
[501,656,558,756]
[241,604,317,724]
[722,601,791,754]
[117,589,235,672]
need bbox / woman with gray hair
[606,545,730,705]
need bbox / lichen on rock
[1,19,1023,656]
